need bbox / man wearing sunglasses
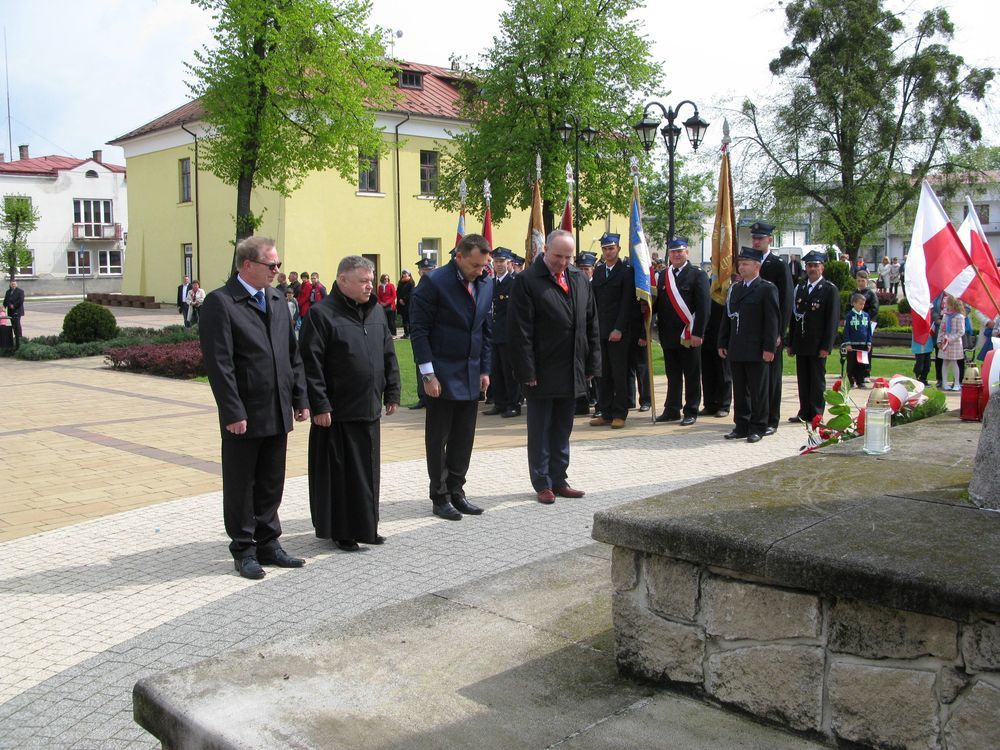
[200,236,311,580]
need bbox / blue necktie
[254,290,266,312]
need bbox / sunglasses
[250,259,282,272]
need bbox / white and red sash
[664,265,695,344]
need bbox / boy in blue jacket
[843,292,873,388]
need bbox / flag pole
[631,156,656,422]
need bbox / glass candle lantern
[960,363,983,422]
[863,386,891,455]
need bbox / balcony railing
[72,223,122,241]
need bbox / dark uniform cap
[599,232,621,247]
[737,246,764,262]
[492,247,514,260]
[511,254,525,265]
[575,252,597,267]
[667,236,690,250]
[802,250,827,264]
[416,258,436,270]
[749,221,774,237]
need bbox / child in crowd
[285,288,301,335]
[843,292,872,388]
[938,295,966,391]
[912,325,935,386]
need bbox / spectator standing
[2,279,25,349]
[177,275,191,323]
[939,295,966,391]
[184,280,205,327]
[376,273,397,336]
[843,292,873,389]
[877,257,891,290]
[288,271,301,298]
[888,258,902,297]
[274,273,288,294]
[395,269,414,338]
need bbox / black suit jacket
[788,279,841,357]
[508,256,600,399]
[760,252,793,338]
[654,263,710,348]
[491,272,516,345]
[590,260,635,339]
[177,283,189,313]
[199,276,308,438]
[3,287,24,317]
[719,277,780,362]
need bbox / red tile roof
[0,155,125,177]
[109,60,470,145]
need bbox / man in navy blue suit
[409,234,494,521]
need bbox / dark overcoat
[199,276,308,438]
[508,255,601,399]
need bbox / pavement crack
[545,697,653,748]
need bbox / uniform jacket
[199,276,308,439]
[409,259,494,401]
[491,272,516,345]
[590,259,635,338]
[508,255,601,399]
[299,284,401,422]
[760,252,794,338]
[654,262,710,348]
[3,286,24,317]
[788,278,840,357]
[719,277,780,361]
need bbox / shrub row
[7,325,198,361]
[104,340,205,379]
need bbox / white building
[0,145,128,295]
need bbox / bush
[876,309,899,329]
[62,302,118,343]
[875,291,897,306]
[12,326,200,362]
[825,260,857,293]
[840,289,854,315]
[897,297,911,314]
[104,340,205,379]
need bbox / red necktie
[555,272,569,294]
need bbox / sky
[0,0,997,167]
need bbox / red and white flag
[957,197,1000,312]
[905,181,1000,344]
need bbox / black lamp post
[557,116,597,249]
[633,101,710,239]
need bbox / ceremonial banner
[629,185,652,306]
[525,178,544,265]
[957,197,1000,315]
[482,205,493,249]
[560,196,573,233]
[710,143,737,305]
[455,207,466,248]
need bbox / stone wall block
[960,618,1000,672]
[645,555,699,621]
[829,661,939,750]
[612,592,705,685]
[829,599,958,660]
[700,575,820,640]
[705,645,823,732]
[944,680,1000,750]
[611,546,639,592]
[937,667,970,705]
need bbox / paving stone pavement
[0,353,833,748]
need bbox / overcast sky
[1,0,996,166]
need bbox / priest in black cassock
[299,255,401,551]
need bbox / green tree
[437,0,661,234]
[643,157,713,247]
[741,0,993,260]
[0,195,39,281]
[187,0,396,259]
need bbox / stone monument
[969,394,1000,510]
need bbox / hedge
[4,325,199,361]
[104,340,205,379]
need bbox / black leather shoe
[336,540,360,551]
[451,496,484,515]
[501,408,521,418]
[714,410,730,418]
[747,433,763,443]
[433,502,463,521]
[763,426,777,436]
[698,407,715,416]
[655,411,681,423]
[680,416,696,426]
[724,430,747,440]
[482,406,503,416]
[234,557,265,579]
[787,416,804,423]
[370,535,386,545]
[258,548,305,567]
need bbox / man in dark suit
[787,250,840,424]
[409,234,493,521]
[590,232,635,429]
[483,247,520,418]
[199,236,310,580]
[654,237,711,426]
[408,258,437,410]
[3,279,25,349]
[788,254,804,285]
[719,247,780,443]
[752,221,793,435]
[177,275,191,322]
[509,230,601,504]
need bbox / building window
[399,71,424,89]
[358,153,379,193]
[419,151,439,195]
[963,203,990,225]
[12,249,35,276]
[85,169,99,178]
[183,243,193,279]
[179,158,192,203]
[67,249,92,276]
[73,199,113,237]
[98,249,123,275]
[420,238,440,266]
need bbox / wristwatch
[422,373,436,383]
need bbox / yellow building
[109,61,621,301]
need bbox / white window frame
[179,158,192,203]
[98,248,123,276]
[419,150,439,195]
[67,249,92,276]
[73,198,114,238]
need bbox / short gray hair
[235,236,275,266]
[337,255,375,276]
[546,229,574,246]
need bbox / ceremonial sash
[664,267,695,344]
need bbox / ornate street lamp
[558,115,597,248]
[633,101,710,238]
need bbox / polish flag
[957,197,1000,314]
[905,181,1000,344]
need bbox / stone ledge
[592,415,999,621]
